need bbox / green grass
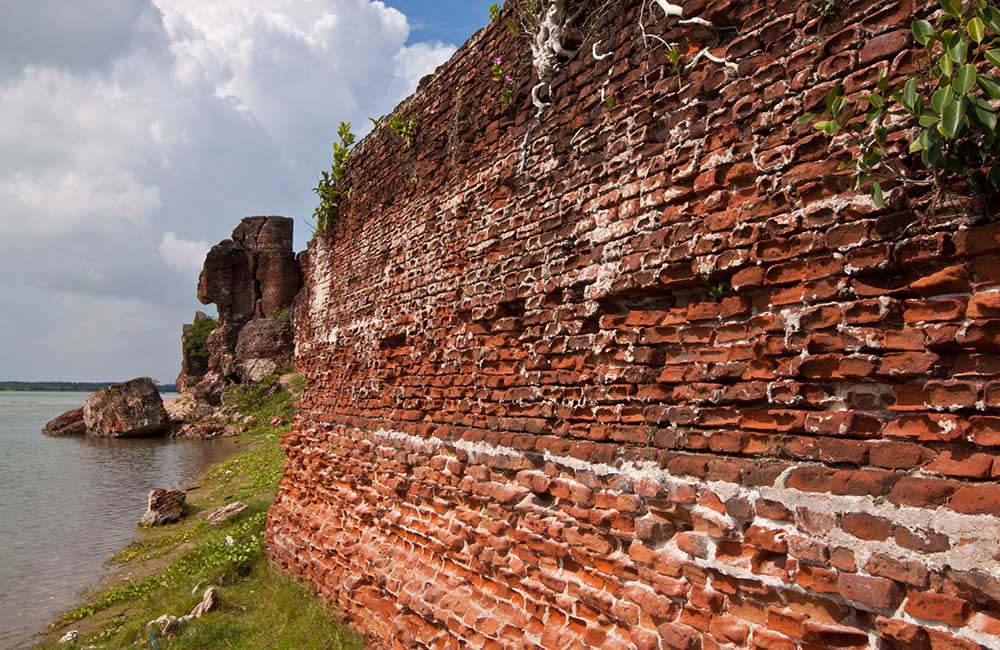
[37,375,364,650]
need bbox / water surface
[0,392,237,649]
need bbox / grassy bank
[36,376,362,650]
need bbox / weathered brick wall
[267,1,1000,648]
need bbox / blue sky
[389,1,495,44]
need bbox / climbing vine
[803,0,1000,209]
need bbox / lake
[0,392,237,649]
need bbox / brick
[926,450,995,478]
[883,415,966,442]
[968,291,1000,318]
[910,265,972,297]
[837,573,903,610]
[904,591,971,627]
[865,553,929,587]
[949,484,1000,516]
[656,622,701,650]
[841,513,892,541]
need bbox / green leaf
[979,74,1000,98]
[919,111,940,127]
[814,120,839,135]
[940,96,966,139]
[955,64,978,94]
[871,181,886,208]
[825,86,843,114]
[901,77,918,111]
[971,96,998,131]
[984,6,1000,35]
[969,16,986,43]
[877,67,890,93]
[940,0,961,19]
[986,49,1000,68]
[932,87,952,113]
[909,138,925,153]
[940,51,954,79]
[913,19,935,45]
[947,31,968,65]
[797,112,818,125]
[830,95,848,119]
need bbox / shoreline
[30,376,362,650]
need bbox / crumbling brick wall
[266,1,1000,648]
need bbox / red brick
[883,415,966,442]
[926,450,995,478]
[841,513,893,541]
[968,291,1000,318]
[904,591,971,627]
[656,622,701,650]
[910,265,972,297]
[865,553,929,587]
[949,484,1000,516]
[837,573,903,610]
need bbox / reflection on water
[0,392,237,649]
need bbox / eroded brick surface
[267,1,1000,648]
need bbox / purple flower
[504,75,514,84]
[493,56,503,65]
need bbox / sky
[0,0,493,383]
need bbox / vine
[803,0,1000,211]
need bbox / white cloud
[0,0,460,380]
[159,231,210,277]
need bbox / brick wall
[266,1,1000,648]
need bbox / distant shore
[0,382,178,393]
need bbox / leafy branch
[312,121,356,235]
[802,0,1000,209]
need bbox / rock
[164,394,216,425]
[58,630,79,644]
[207,501,247,525]
[195,216,300,388]
[169,419,237,440]
[83,378,170,438]
[140,488,186,527]
[235,317,293,383]
[42,407,86,436]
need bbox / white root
[592,40,612,60]
[524,0,735,114]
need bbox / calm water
[0,392,237,649]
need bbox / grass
[36,374,364,650]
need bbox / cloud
[0,0,460,381]
[159,232,210,277]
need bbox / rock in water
[42,407,86,436]
[206,501,247,525]
[140,488,186,527]
[83,378,170,438]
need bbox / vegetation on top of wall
[184,316,217,361]
[803,0,1000,209]
[312,122,357,236]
